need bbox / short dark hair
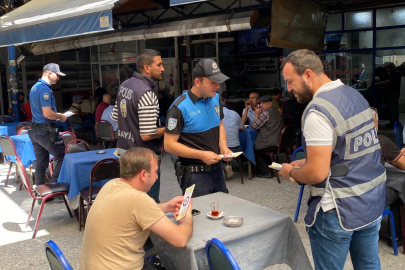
[93,80,100,87]
[192,76,204,86]
[110,98,116,106]
[18,92,25,97]
[120,147,157,180]
[280,49,324,76]
[137,49,160,72]
[249,92,259,98]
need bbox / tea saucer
[207,211,225,219]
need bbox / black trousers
[181,164,228,198]
[28,128,65,185]
[255,146,278,174]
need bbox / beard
[293,80,313,104]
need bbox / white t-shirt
[303,80,343,212]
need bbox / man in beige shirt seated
[79,147,193,270]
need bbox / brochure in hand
[176,184,195,221]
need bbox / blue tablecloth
[0,122,21,136]
[239,126,258,164]
[57,148,118,203]
[10,134,36,167]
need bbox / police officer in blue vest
[164,59,233,198]
[279,50,386,270]
[29,63,67,186]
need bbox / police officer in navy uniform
[29,63,67,186]
[164,59,233,198]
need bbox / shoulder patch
[173,94,187,107]
[43,93,49,100]
[167,118,178,130]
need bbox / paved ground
[0,118,404,270]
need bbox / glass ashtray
[223,216,243,227]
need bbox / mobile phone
[192,209,201,216]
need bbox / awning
[31,10,258,55]
[170,0,207,6]
[0,0,121,47]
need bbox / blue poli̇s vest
[302,84,386,231]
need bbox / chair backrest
[44,240,73,270]
[282,115,293,127]
[394,121,403,149]
[205,238,241,270]
[89,158,120,197]
[95,120,114,139]
[15,122,31,134]
[292,146,306,161]
[60,132,76,147]
[278,124,296,152]
[69,115,83,128]
[0,135,17,158]
[15,156,35,198]
[17,126,31,135]
[65,139,90,154]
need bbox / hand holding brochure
[62,111,75,117]
[176,184,195,221]
[218,152,243,159]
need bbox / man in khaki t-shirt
[79,147,193,270]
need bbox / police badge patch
[120,99,127,118]
[214,105,220,116]
[43,93,49,100]
[167,118,177,130]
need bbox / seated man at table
[95,93,111,123]
[242,91,259,125]
[221,91,245,178]
[101,98,118,138]
[79,147,193,270]
[371,108,405,245]
[252,95,284,178]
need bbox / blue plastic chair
[394,121,403,149]
[44,240,73,270]
[205,238,241,270]
[292,146,306,223]
[383,207,398,256]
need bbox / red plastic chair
[79,158,120,230]
[95,120,117,149]
[15,156,73,238]
[48,132,77,177]
[17,126,31,135]
[253,124,296,183]
[15,122,31,134]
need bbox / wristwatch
[289,169,298,184]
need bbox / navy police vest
[302,83,386,231]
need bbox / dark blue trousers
[181,164,228,198]
[28,128,65,185]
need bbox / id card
[268,162,283,170]
[176,184,195,221]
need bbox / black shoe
[256,172,274,178]
[51,197,65,203]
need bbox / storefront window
[377,6,405,27]
[319,52,373,89]
[376,28,405,48]
[326,14,342,31]
[345,11,373,30]
[323,31,373,50]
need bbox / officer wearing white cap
[29,63,67,186]
[164,59,233,197]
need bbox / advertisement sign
[170,0,207,6]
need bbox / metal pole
[8,46,21,121]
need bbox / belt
[183,163,221,173]
[31,122,57,129]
